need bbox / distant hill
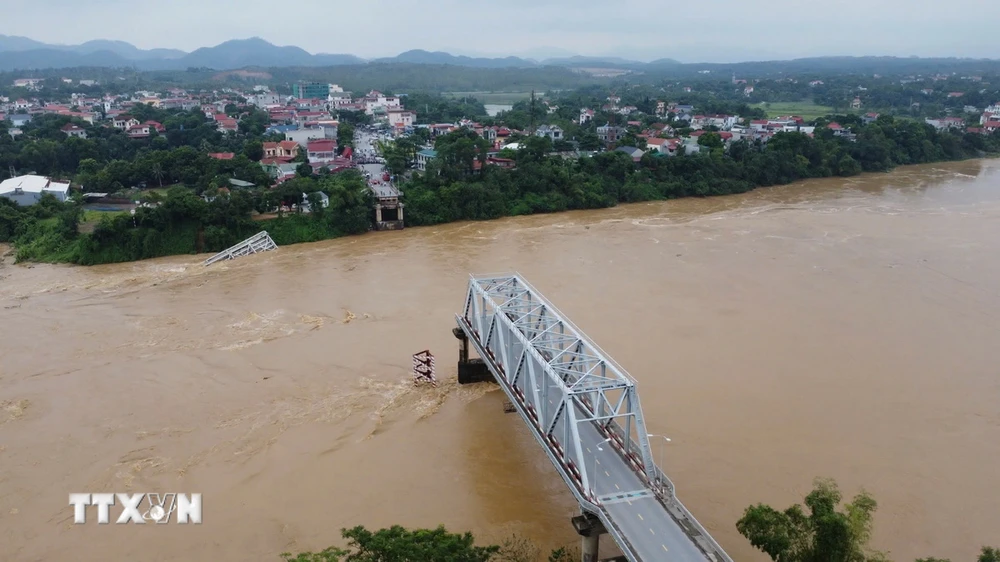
[0,48,136,72]
[374,49,537,68]
[540,55,647,67]
[73,39,186,60]
[180,38,362,69]
[0,34,185,60]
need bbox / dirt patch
[0,399,30,424]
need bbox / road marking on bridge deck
[662,545,669,552]
[649,528,655,535]
[605,470,610,477]
[637,514,644,521]
[615,484,620,490]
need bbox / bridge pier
[452,327,493,384]
[572,513,607,562]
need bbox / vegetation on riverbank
[395,114,1000,227]
[0,171,372,264]
[285,479,997,562]
[2,113,999,265]
[738,478,998,562]
[0,112,1000,265]
[281,525,579,562]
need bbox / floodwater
[485,104,514,116]
[1,160,999,562]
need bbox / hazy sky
[5,0,999,63]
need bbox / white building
[0,175,71,206]
[535,124,564,141]
[386,109,416,128]
[362,90,401,115]
[285,126,335,148]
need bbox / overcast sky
[5,0,999,63]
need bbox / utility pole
[530,89,536,135]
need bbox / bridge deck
[457,273,731,562]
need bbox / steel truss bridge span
[455,274,732,562]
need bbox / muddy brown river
[1,160,999,562]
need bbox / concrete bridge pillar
[572,513,607,562]
[452,327,492,384]
[581,534,600,562]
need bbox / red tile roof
[208,152,235,160]
[307,139,336,151]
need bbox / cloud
[4,0,998,63]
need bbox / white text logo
[68,493,202,524]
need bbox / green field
[443,91,535,104]
[755,101,837,120]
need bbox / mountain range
[0,35,677,72]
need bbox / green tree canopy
[736,478,887,562]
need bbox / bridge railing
[458,273,733,562]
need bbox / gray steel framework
[203,231,277,266]
[456,273,732,562]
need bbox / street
[353,126,400,198]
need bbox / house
[925,117,965,130]
[580,108,595,124]
[535,124,563,141]
[301,191,330,213]
[263,141,300,160]
[126,121,165,139]
[614,146,644,162]
[0,175,71,205]
[486,156,515,169]
[7,114,31,127]
[386,109,416,128]
[862,113,880,124]
[597,125,626,144]
[113,116,140,130]
[216,117,238,133]
[645,137,670,154]
[13,78,43,88]
[285,127,330,148]
[60,124,88,139]
[851,97,862,110]
[826,122,856,140]
[306,139,337,164]
[208,152,235,160]
[362,90,401,115]
[947,92,964,98]
[416,149,437,171]
[261,162,298,183]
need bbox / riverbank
[5,117,999,266]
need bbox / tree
[279,525,586,562]
[282,525,497,562]
[150,162,165,187]
[296,162,314,178]
[244,140,264,161]
[918,547,1000,562]
[736,478,887,562]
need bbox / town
[2,68,1000,263]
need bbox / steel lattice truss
[457,274,660,500]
